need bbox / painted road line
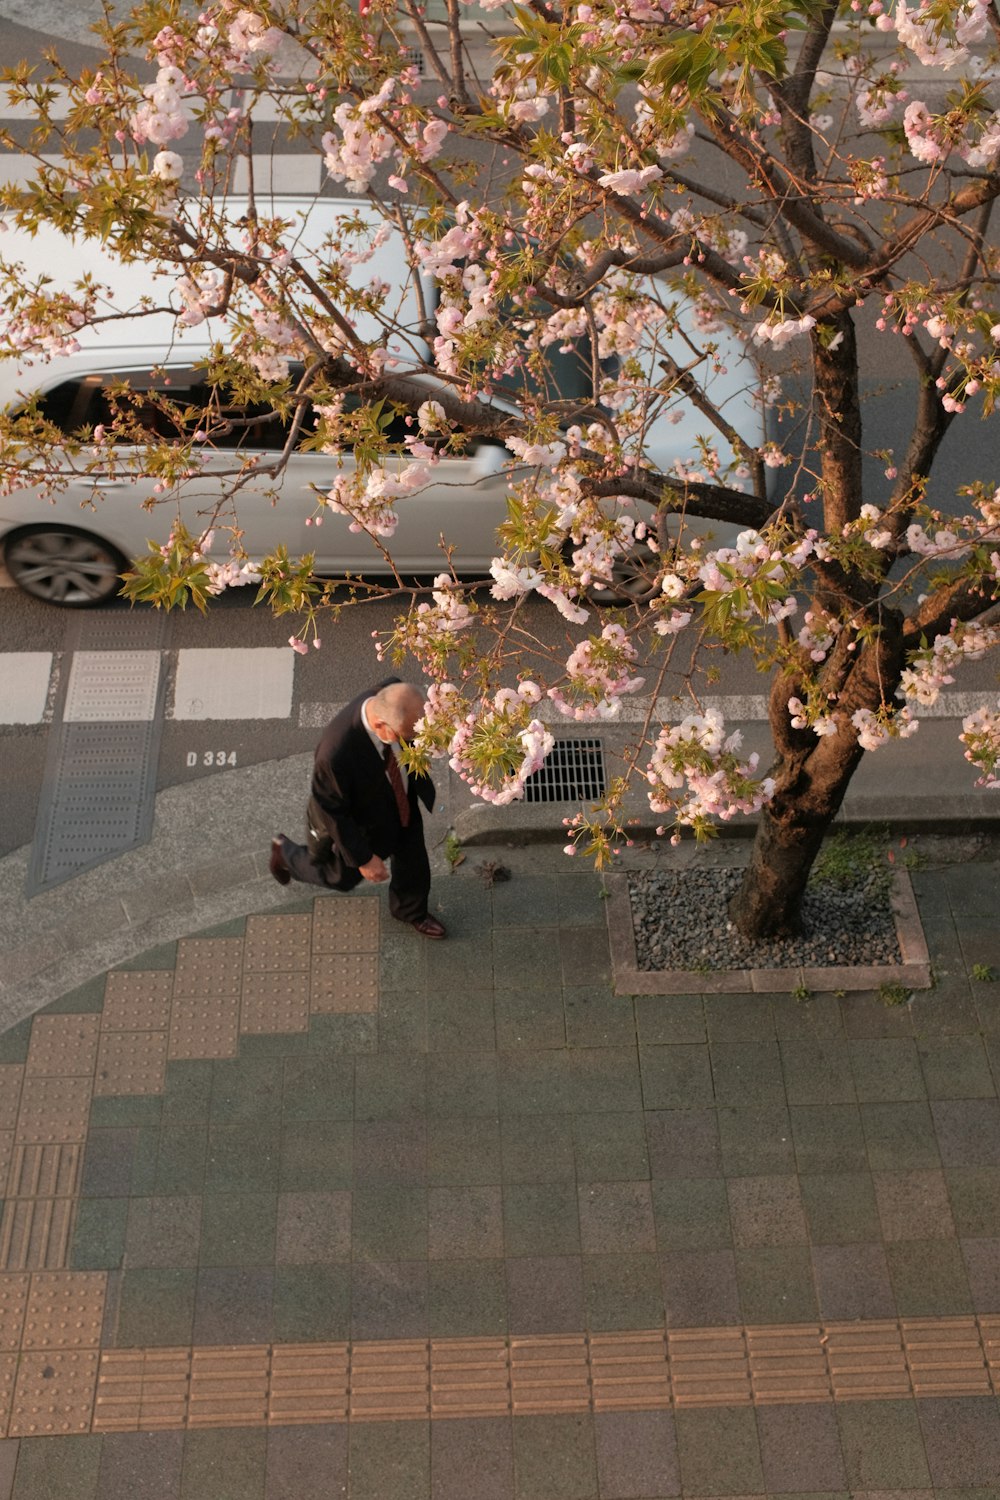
[0,652,53,724]
[62,651,162,724]
[170,647,295,721]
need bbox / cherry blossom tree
[2,0,1000,938]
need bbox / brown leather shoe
[269,836,291,886]
[411,914,446,939]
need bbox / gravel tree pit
[629,866,901,972]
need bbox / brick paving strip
[604,868,933,995]
[0,1273,997,1436]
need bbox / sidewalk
[0,817,997,1496]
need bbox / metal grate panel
[522,738,606,804]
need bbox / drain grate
[522,737,606,803]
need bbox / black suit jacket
[309,679,435,868]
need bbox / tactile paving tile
[102,971,173,1031]
[0,1351,17,1437]
[430,1338,510,1419]
[15,1077,93,1145]
[824,1320,910,1400]
[9,1348,100,1436]
[240,974,310,1035]
[310,954,379,1014]
[26,1014,101,1079]
[0,1135,14,1197]
[351,1341,429,1421]
[0,1275,30,1350]
[168,994,240,1061]
[901,1316,991,1396]
[0,1198,76,1271]
[93,1347,191,1433]
[667,1327,751,1407]
[6,1143,82,1200]
[269,1344,350,1425]
[312,897,380,953]
[94,1031,168,1096]
[172,938,244,998]
[747,1325,830,1403]
[589,1331,670,1411]
[243,914,313,972]
[980,1315,1000,1393]
[22,1270,106,1350]
[189,1346,269,1428]
[0,1069,23,1132]
[509,1335,591,1415]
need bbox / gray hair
[371,682,425,734]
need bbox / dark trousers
[278,808,430,923]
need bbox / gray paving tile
[781,1038,856,1104]
[428,1258,507,1336]
[494,988,565,1050]
[812,1243,897,1320]
[704,995,775,1043]
[885,1238,973,1315]
[710,1041,786,1106]
[736,1244,818,1323]
[578,1248,665,1332]
[427,1052,499,1117]
[504,1183,580,1256]
[353,1120,427,1186]
[791,1105,868,1173]
[512,1413,598,1500]
[594,1410,679,1500]
[125,1195,202,1269]
[281,1056,354,1122]
[428,1185,503,1258]
[757,1403,848,1494]
[97,1432,184,1500]
[872,1169,956,1240]
[563,988,635,1049]
[931,1099,1000,1165]
[211,1057,283,1126]
[71,1197,128,1270]
[377,989,428,1054]
[960,1237,1000,1311]
[265,1426,347,1500]
[351,1260,428,1340]
[836,1400,932,1491]
[727,1176,808,1247]
[275,1190,351,1263]
[645,1110,721,1178]
[194,1268,274,1344]
[861,1101,942,1170]
[573,1112,649,1181]
[559,925,611,985]
[273,1264,351,1341]
[916,1395,1000,1488]
[661,1248,741,1327]
[348,1419,430,1500]
[11,1436,102,1500]
[427,987,495,1052]
[200,1192,277,1266]
[945,1165,1000,1235]
[641,1044,716,1112]
[494,928,562,989]
[578,1181,656,1254]
[181,1428,266,1500]
[569,1049,642,1112]
[652,1177,733,1252]
[354,1054,425,1121]
[800,1172,881,1244]
[505,1255,585,1334]
[352,1185,427,1260]
[840,990,915,1038]
[427,1116,502,1186]
[81,1128,136,1197]
[919,1036,996,1099]
[279,1119,353,1191]
[500,1116,575,1182]
[849,1038,927,1101]
[430,1417,514,1500]
[717,1105,795,1176]
[115,1268,196,1348]
[633,995,705,1045]
[674,1406,764,1497]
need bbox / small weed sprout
[972,963,996,983]
[879,981,910,1007]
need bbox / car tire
[2,524,128,607]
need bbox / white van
[0,196,760,605]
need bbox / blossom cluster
[646,709,776,835]
[443,681,555,806]
[548,623,645,720]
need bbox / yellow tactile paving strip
[0,1271,998,1437]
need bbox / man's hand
[359,855,389,883]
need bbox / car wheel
[2,524,128,607]
[584,546,661,605]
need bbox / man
[269,678,445,939]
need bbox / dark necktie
[383,744,410,827]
